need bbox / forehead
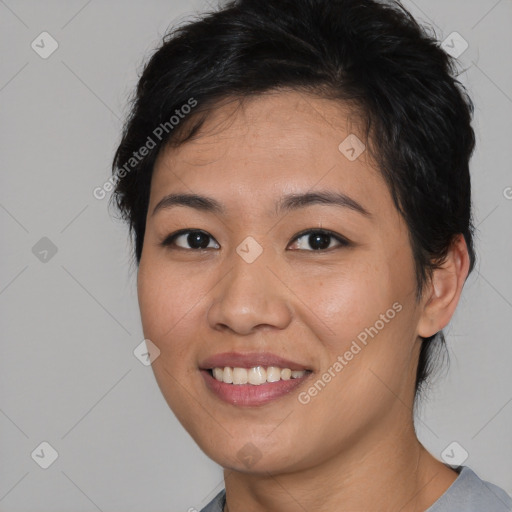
[150,90,390,218]
[157,91,366,164]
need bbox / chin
[193,431,309,474]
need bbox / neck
[222,418,458,512]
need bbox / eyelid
[288,228,351,250]
[161,229,219,249]
[161,228,351,250]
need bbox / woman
[111,0,512,510]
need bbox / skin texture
[137,90,470,512]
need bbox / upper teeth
[211,366,307,385]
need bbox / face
[137,91,426,474]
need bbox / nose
[207,251,293,335]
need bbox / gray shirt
[199,466,512,511]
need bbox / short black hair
[110,0,476,399]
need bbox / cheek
[136,257,213,436]
[137,258,207,364]
[302,258,395,350]
[297,255,415,397]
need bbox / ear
[417,234,471,338]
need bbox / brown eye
[161,230,220,250]
[289,229,350,251]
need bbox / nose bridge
[207,238,292,333]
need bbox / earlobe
[417,234,471,338]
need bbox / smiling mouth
[207,366,312,385]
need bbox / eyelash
[160,228,351,252]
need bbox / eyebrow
[151,191,371,218]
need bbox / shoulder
[426,466,512,512]
[199,489,226,512]
[198,469,512,512]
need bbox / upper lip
[199,352,311,371]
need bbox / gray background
[1,1,511,511]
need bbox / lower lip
[201,369,311,406]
